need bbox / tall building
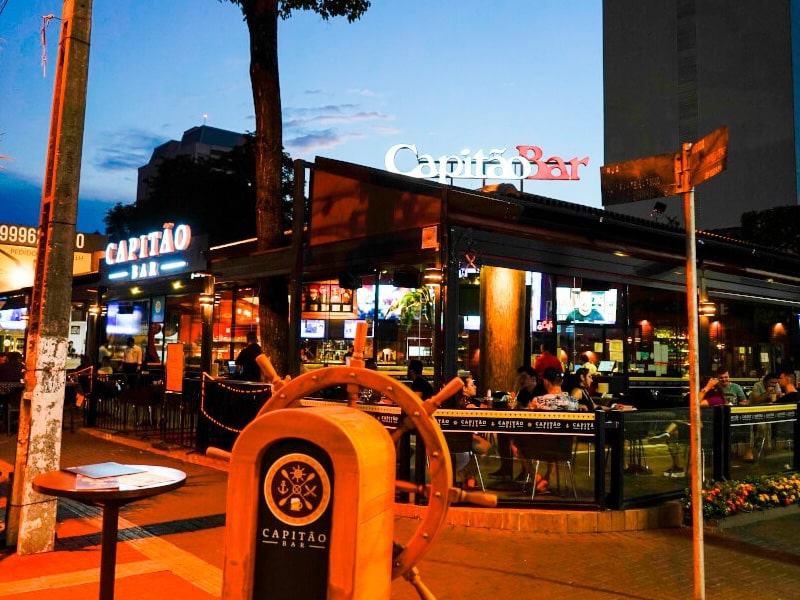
[603,0,800,229]
[137,125,245,204]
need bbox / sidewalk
[1,425,800,599]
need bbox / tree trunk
[478,267,526,395]
[242,1,290,375]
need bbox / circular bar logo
[264,453,331,526]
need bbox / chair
[515,434,578,500]
[443,432,485,491]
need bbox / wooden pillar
[478,266,526,394]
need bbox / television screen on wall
[355,285,415,320]
[0,308,27,330]
[106,303,144,335]
[301,319,326,339]
[555,287,618,325]
[343,320,357,339]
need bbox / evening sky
[0,0,603,233]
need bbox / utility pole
[7,0,93,554]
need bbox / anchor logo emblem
[264,453,331,526]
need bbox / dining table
[33,463,186,600]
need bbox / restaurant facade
[4,157,800,510]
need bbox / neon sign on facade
[385,144,589,184]
[105,223,192,281]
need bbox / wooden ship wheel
[252,323,497,597]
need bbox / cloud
[284,104,360,117]
[282,101,395,155]
[285,129,365,154]
[92,129,167,171]
[346,88,378,97]
[284,110,392,129]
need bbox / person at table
[745,372,780,405]
[570,368,626,412]
[0,351,24,382]
[515,367,576,493]
[778,367,799,403]
[441,373,478,409]
[235,331,263,381]
[529,367,576,411]
[459,374,483,408]
[575,353,598,375]
[488,367,534,481]
[737,372,779,460]
[515,365,537,409]
[407,359,434,400]
[717,368,746,405]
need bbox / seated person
[528,367,576,411]
[443,374,489,488]
[570,368,626,411]
[515,367,577,493]
[744,373,780,405]
[515,365,537,409]
[778,367,800,403]
[738,372,779,460]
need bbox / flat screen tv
[555,287,618,325]
[301,319,326,339]
[0,308,27,330]
[355,285,415,320]
[106,303,144,335]
[343,320,357,339]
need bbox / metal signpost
[600,125,728,600]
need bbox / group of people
[648,366,799,475]
[443,345,626,493]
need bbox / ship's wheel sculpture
[250,324,497,598]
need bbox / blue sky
[0,1,603,234]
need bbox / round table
[33,464,186,600]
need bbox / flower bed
[683,472,800,522]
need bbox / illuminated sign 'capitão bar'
[105,223,192,281]
[385,143,589,183]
